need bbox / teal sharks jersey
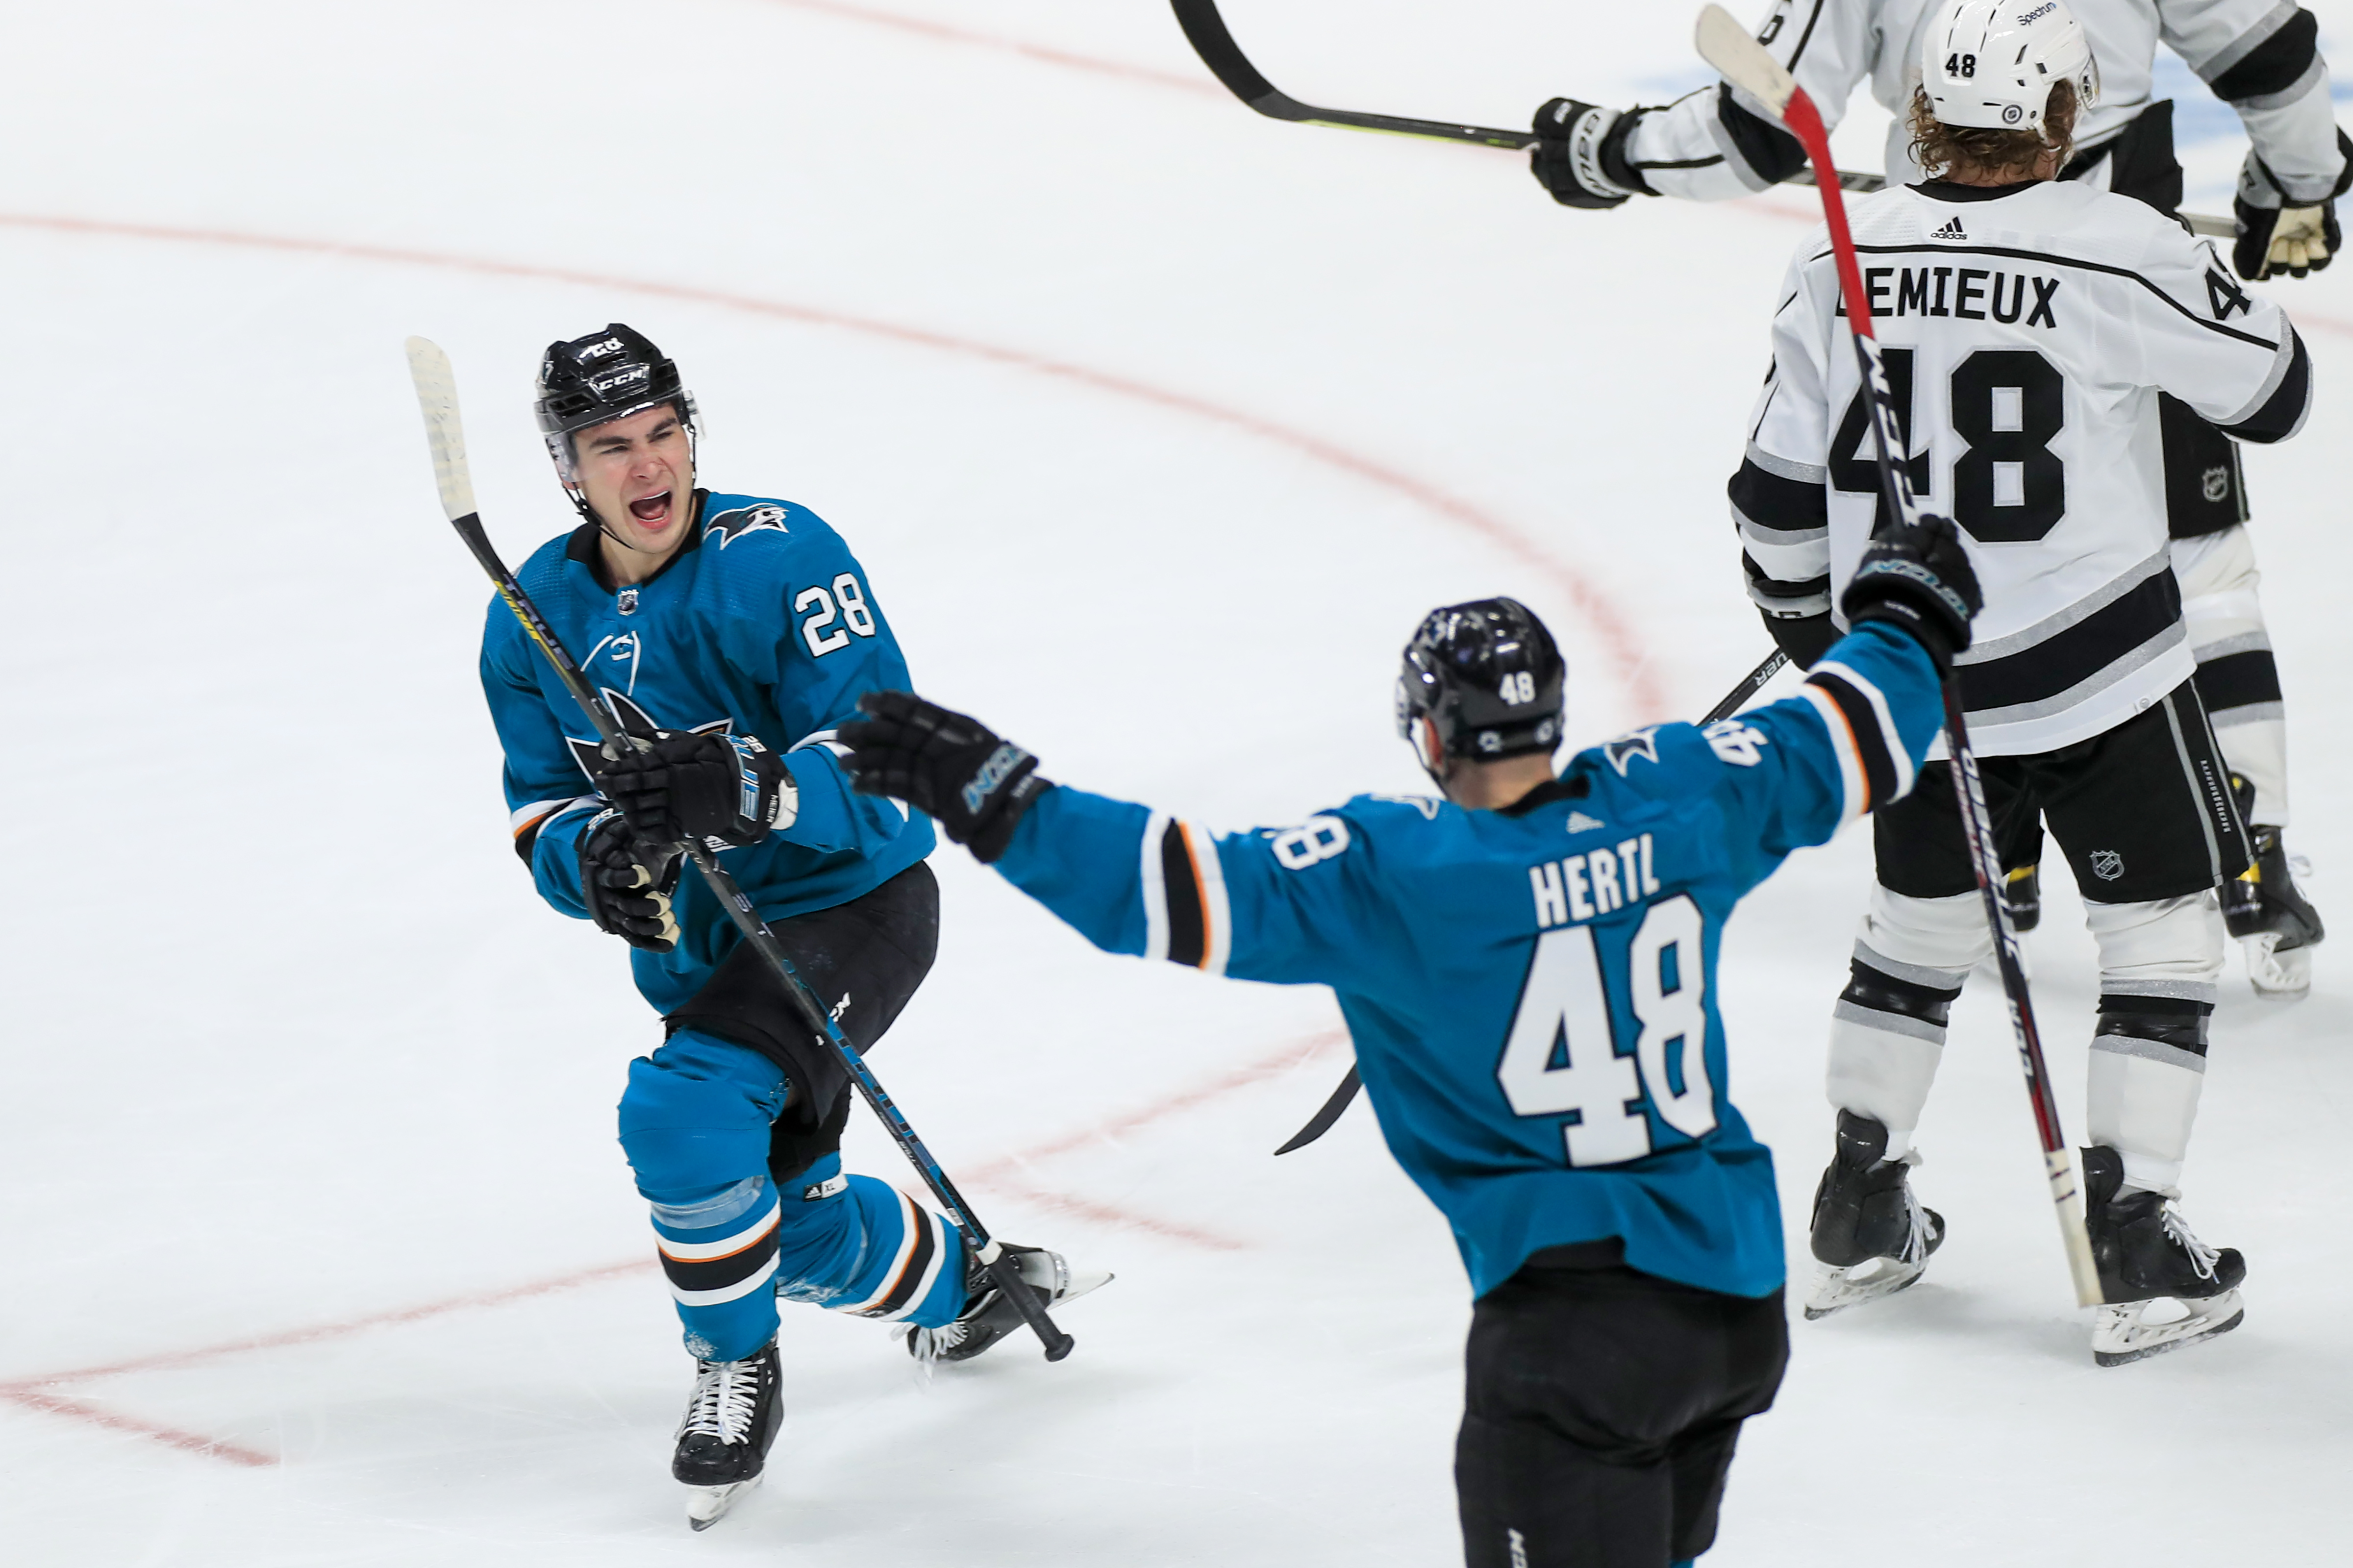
[990,622,1943,1298]
[480,490,935,1015]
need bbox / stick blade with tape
[1695,3,1797,118]
[405,336,479,526]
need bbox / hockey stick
[405,338,1076,1361]
[1273,646,1790,1155]
[1168,0,2233,234]
[1694,6,2103,1309]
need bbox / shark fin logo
[564,690,734,783]
[704,503,790,548]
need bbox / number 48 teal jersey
[991,622,1945,1299]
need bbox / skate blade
[684,1478,759,1531]
[2242,934,2312,999]
[1061,1267,1113,1305]
[1803,1256,1929,1320]
[2092,1291,2245,1367]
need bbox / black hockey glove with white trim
[1840,516,1982,673]
[1529,98,1650,209]
[591,729,797,850]
[2232,135,2353,281]
[838,691,1051,864]
[579,809,682,952]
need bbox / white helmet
[1921,0,2101,133]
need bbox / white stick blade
[404,335,478,523]
[1695,4,1796,117]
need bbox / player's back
[1310,713,1861,1302]
[1751,178,2305,752]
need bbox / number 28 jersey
[1734,179,2310,756]
[989,622,1945,1300]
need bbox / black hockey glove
[591,729,797,851]
[1529,98,1650,209]
[2232,136,2353,281]
[579,809,682,952]
[837,691,1050,864]
[1840,516,1982,672]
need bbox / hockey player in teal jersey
[838,520,1980,1568]
[479,324,1099,1530]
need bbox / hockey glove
[837,691,1050,864]
[2232,137,2353,280]
[1529,98,1649,209]
[592,729,797,851]
[579,809,682,952]
[1840,516,1982,672]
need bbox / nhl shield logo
[2201,466,2230,503]
[2089,849,2126,882]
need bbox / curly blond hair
[1907,80,2078,182]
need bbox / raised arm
[1529,1,1877,208]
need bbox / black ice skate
[2222,780,2324,998]
[2002,864,2042,933]
[1803,1111,1946,1320]
[2083,1146,2246,1368]
[673,1339,783,1531]
[906,1241,1111,1364]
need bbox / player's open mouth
[628,491,673,526]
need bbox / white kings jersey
[1624,0,2346,206]
[1735,179,2310,756]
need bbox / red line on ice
[0,1027,1344,1461]
[0,1388,274,1469]
[0,211,1667,718]
[758,0,1219,96]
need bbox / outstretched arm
[835,694,1392,991]
[1531,1,1875,207]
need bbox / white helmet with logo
[1921,0,2101,132]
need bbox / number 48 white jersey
[1734,179,2311,756]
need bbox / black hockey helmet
[1395,597,1566,779]
[536,324,696,448]
[534,323,698,514]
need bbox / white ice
[4,1,2352,1562]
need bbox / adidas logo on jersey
[1930,215,1966,240]
[1565,811,1608,834]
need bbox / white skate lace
[2160,1205,2222,1283]
[1894,1185,1934,1266]
[680,1357,763,1444]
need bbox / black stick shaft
[453,511,1073,1360]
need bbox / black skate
[2002,863,2042,933]
[673,1339,783,1530]
[906,1241,1111,1365]
[1803,1111,1946,1320]
[2083,1146,2246,1368]
[2222,780,2323,998]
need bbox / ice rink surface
[5,1,2353,1561]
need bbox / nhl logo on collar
[704,503,789,547]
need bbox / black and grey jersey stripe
[2219,327,2310,444]
[1949,551,2184,730]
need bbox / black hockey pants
[1456,1244,1787,1568]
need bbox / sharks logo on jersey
[705,503,790,548]
[562,688,734,784]
[1604,727,1663,775]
